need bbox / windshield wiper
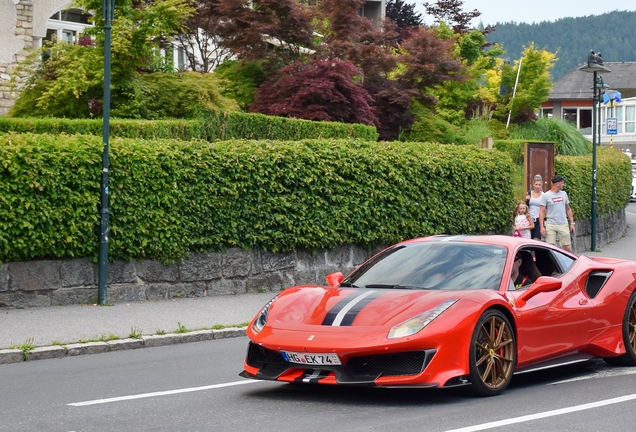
[363,284,422,290]
[338,282,359,287]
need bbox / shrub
[403,105,468,144]
[0,133,514,262]
[509,118,591,156]
[0,114,379,142]
[214,60,267,111]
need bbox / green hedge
[0,133,513,262]
[0,112,378,142]
[493,139,631,219]
[555,147,632,220]
[493,139,526,165]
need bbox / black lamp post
[98,0,115,305]
[579,50,611,252]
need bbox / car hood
[266,286,482,329]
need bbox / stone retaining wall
[571,208,626,253]
[0,209,627,308]
[0,245,375,308]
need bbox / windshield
[344,242,507,290]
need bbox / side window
[554,250,576,273]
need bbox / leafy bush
[493,139,526,165]
[214,60,267,111]
[509,118,591,156]
[128,72,240,119]
[0,113,379,142]
[9,70,239,120]
[555,147,631,220]
[0,133,514,262]
[403,104,468,144]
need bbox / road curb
[0,327,247,365]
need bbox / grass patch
[174,322,189,334]
[129,326,143,339]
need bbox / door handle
[579,298,588,305]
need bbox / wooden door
[524,142,555,193]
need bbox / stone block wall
[571,208,626,253]
[0,245,376,308]
[0,209,627,308]
[0,0,35,116]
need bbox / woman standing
[526,175,545,241]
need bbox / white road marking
[550,366,636,385]
[443,393,636,432]
[69,379,262,406]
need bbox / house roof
[548,62,636,101]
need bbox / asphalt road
[2,337,636,432]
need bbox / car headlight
[387,299,458,339]
[252,295,279,334]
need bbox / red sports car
[240,235,636,396]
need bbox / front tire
[468,310,516,396]
[604,290,636,366]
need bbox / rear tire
[468,310,516,396]
[604,290,636,366]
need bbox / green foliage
[509,118,591,156]
[488,10,636,81]
[555,147,631,220]
[403,103,468,144]
[493,139,526,165]
[214,60,267,111]
[1,133,514,262]
[460,119,494,145]
[9,43,104,118]
[497,43,557,123]
[9,0,194,119]
[129,72,239,119]
[0,133,103,261]
[432,29,505,125]
[0,113,378,142]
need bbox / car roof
[399,235,557,250]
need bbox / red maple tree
[249,59,378,126]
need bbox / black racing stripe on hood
[338,291,385,326]
[321,291,360,326]
[322,290,386,326]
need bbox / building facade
[541,62,636,154]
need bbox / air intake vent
[585,271,612,298]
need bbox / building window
[44,8,93,46]
[540,108,553,118]
[626,106,635,133]
[563,108,577,125]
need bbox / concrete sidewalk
[1,210,634,365]
[0,292,275,364]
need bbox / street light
[579,50,611,251]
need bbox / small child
[513,202,535,239]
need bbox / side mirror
[325,272,344,288]
[516,276,562,307]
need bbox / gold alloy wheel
[629,299,636,353]
[474,315,515,389]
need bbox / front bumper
[241,341,438,386]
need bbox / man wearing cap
[539,174,575,252]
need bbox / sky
[415,0,636,26]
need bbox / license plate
[281,351,341,365]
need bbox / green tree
[498,43,557,124]
[430,25,504,125]
[10,0,195,118]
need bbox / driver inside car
[511,251,542,289]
